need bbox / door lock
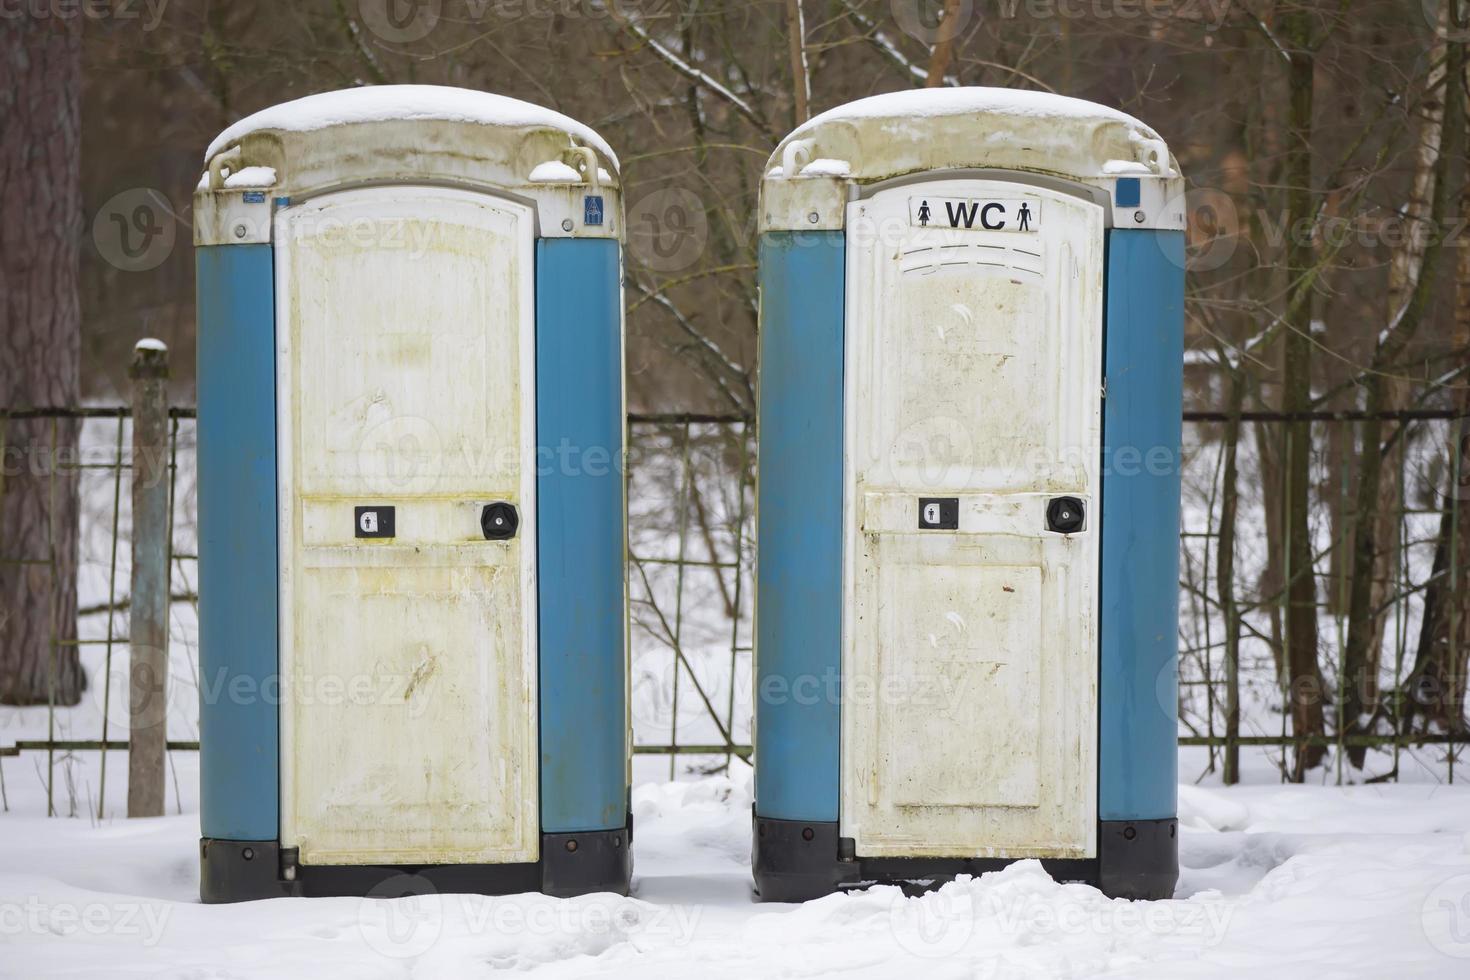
[1046,496,1085,534]
[918,497,959,530]
[481,502,519,540]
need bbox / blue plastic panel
[1099,229,1185,821]
[195,244,279,841]
[536,238,628,833]
[754,231,845,822]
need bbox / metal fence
[1176,407,1470,784]
[0,406,200,817]
[3,404,1469,817]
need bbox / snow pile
[742,863,1236,974]
[3,773,1469,977]
[525,160,611,185]
[528,160,581,183]
[221,165,277,188]
[799,158,851,178]
[204,85,618,169]
[1103,158,1154,175]
[632,771,754,872]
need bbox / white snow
[787,87,1160,144]
[133,338,167,353]
[204,85,618,170]
[1103,158,1153,175]
[3,762,1469,977]
[799,158,851,178]
[5,416,1467,975]
[528,160,582,183]
[221,166,277,188]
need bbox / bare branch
[839,0,954,87]
[924,0,963,88]
[331,0,387,85]
[608,5,772,138]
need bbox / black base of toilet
[201,821,633,903]
[751,812,1177,902]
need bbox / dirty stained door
[841,180,1103,859]
[275,186,538,866]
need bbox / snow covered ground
[3,756,1470,978]
[4,419,1469,975]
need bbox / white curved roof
[205,84,618,169]
[793,88,1152,138]
[768,87,1173,182]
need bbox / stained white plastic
[840,179,1103,859]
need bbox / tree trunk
[1338,19,1447,764]
[1404,414,1470,734]
[1279,5,1326,779]
[0,19,84,706]
[1251,47,1287,685]
[1218,368,1245,784]
[1403,55,1470,735]
[1254,389,1288,684]
[785,0,809,125]
[1342,7,1462,763]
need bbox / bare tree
[1277,1,1328,778]
[1404,23,1470,735]
[0,16,85,705]
[1341,4,1464,762]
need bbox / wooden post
[128,340,169,818]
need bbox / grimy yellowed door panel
[842,180,1103,859]
[274,186,538,866]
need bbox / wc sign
[912,197,1041,232]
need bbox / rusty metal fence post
[127,342,170,817]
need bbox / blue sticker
[1115,178,1141,209]
[584,195,604,226]
[242,191,266,204]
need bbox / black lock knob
[1046,496,1085,534]
[481,502,519,540]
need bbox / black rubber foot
[200,838,287,903]
[751,815,852,901]
[542,828,632,897]
[201,824,633,903]
[751,813,1178,902]
[1097,817,1178,900]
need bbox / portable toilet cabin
[194,85,629,901]
[752,89,1185,901]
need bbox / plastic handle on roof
[208,147,242,192]
[1137,137,1171,177]
[781,139,815,179]
[572,146,600,189]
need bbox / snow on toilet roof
[793,87,1152,135]
[768,87,1173,182]
[204,84,618,169]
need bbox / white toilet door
[274,185,539,866]
[841,179,1103,859]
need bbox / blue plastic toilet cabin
[194,85,630,901]
[752,88,1185,901]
